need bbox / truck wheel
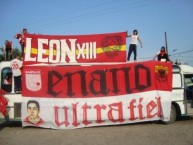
[163,104,177,124]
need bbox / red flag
[0,89,8,116]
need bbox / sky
[0,0,193,65]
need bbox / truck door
[184,74,193,114]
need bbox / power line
[169,49,193,56]
[138,49,193,60]
[0,0,119,34]
[39,0,168,33]
[0,0,168,34]
[21,0,121,28]
[28,0,148,31]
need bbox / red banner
[22,61,172,98]
[21,61,172,129]
[23,32,126,65]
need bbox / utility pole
[165,32,168,53]
[165,32,170,61]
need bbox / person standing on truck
[153,46,170,62]
[3,40,13,61]
[126,29,143,62]
[10,54,22,93]
[14,28,28,58]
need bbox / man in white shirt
[10,54,23,93]
[126,29,143,62]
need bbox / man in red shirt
[14,28,28,57]
[153,46,170,62]
[24,100,44,126]
[3,40,13,61]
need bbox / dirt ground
[0,116,193,145]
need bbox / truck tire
[163,104,177,124]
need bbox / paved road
[0,116,193,145]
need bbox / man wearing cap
[153,46,170,62]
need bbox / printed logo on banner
[25,70,42,91]
[101,36,123,58]
[155,65,168,81]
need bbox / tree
[0,47,4,62]
[0,47,21,62]
[13,47,22,57]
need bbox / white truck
[170,64,193,123]
[0,61,22,122]
[0,61,193,124]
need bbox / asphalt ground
[0,116,193,145]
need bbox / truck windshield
[184,74,193,100]
[1,67,12,93]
